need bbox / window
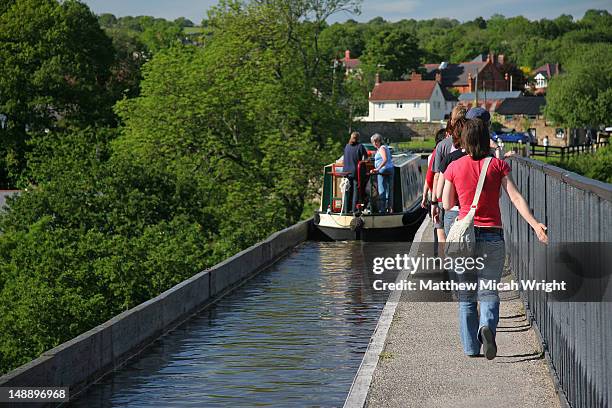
[413,102,420,108]
[377,103,385,109]
[396,102,403,108]
[433,101,441,109]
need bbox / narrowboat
[313,144,426,241]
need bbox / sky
[82,0,611,24]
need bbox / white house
[534,73,547,89]
[532,63,559,95]
[359,73,457,122]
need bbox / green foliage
[0,0,116,188]
[316,9,612,127]
[0,0,353,375]
[319,9,612,70]
[394,138,436,151]
[0,126,217,374]
[544,43,612,127]
[361,26,422,80]
[140,20,183,52]
[0,214,210,372]
[103,27,148,99]
[319,22,367,59]
[546,145,612,184]
[174,17,194,28]
[2,2,611,378]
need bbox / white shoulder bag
[445,157,492,256]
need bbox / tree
[361,26,422,80]
[140,19,183,52]
[98,13,117,28]
[544,44,612,128]
[104,27,148,99]
[174,17,194,27]
[319,22,366,59]
[0,0,116,188]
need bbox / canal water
[71,241,411,407]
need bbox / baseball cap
[466,107,491,123]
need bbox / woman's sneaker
[480,326,497,360]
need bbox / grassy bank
[394,138,436,152]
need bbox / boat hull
[313,208,426,242]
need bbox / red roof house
[360,73,457,122]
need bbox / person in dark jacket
[343,131,368,213]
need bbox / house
[359,72,457,122]
[494,96,561,145]
[423,53,509,94]
[496,96,597,146]
[496,96,547,120]
[458,91,522,113]
[531,63,560,94]
[341,49,361,76]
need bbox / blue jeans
[443,209,459,236]
[456,228,505,355]
[377,170,393,213]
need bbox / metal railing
[501,156,612,408]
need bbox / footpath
[365,220,561,408]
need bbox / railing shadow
[496,351,544,364]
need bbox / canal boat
[313,144,426,241]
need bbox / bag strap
[470,157,493,210]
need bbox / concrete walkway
[365,220,560,408]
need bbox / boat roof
[391,153,419,167]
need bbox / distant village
[342,50,593,147]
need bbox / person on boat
[442,118,548,360]
[342,131,368,213]
[432,104,467,241]
[370,133,394,213]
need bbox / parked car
[491,131,531,143]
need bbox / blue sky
[82,0,610,24]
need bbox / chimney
[435,72,442,83]
[498,54,505,65]
[345,50,350,61]
[468,72,473,92]
[410,71,422,81]
[375,72,381,85]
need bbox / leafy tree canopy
[361,26,422,80]
[0,0,116,188]
[544,43,612,128]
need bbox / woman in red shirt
[442,119,547,360]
